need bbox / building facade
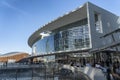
[0,52,29,63]
[28,2,120,63]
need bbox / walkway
[94,68,106,80]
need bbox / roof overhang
[28,3,87,47]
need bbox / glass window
[33,35,54,55]
[94,13,103,33]
[54,24,90,51]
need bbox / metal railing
[0,63,91,80]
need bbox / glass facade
[32,18,91,55]
[33,35,54,55]
[54,24,90,51]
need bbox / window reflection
[32,18,91,55]
[54,24,90,51]
[33,35,54,55]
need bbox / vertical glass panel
[54,24,90,52]
[94,13,103,33]
[33,35,54,55]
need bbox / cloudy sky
[0,0,120,54]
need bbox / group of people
[95,60,120,80]
[69,59,120,80]
[69,60,92,68]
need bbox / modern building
[0,52,29,63]
[28,2,120,63]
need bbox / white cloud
[1,1,27,15]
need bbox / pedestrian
[111,61,120,80]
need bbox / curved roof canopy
[0,52,28,57]
[28,2,87,47]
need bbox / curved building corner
[28,2,120,63]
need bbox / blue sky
[0,0,120,54]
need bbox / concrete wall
[87,2,120,49]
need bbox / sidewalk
[94,68,106,80]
